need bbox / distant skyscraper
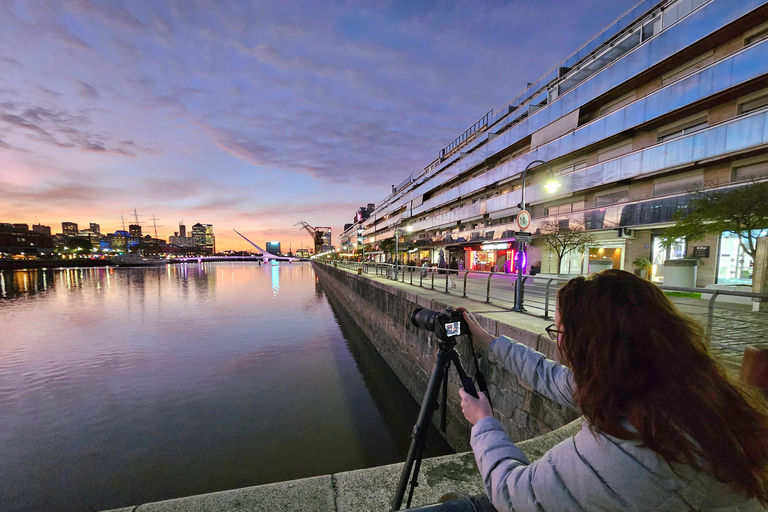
[12,223,28,231]
[129,224,142,237]
[179,223,186,238]
[89,223,100,235]
[62,222,78,237]
[266,242,281,255]
[191,223,215,254]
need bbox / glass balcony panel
[620,152,642,180]
[646,86,671,120]
[603,110,624,138]
[641,145,666,175]
[725,112,766,153]
[691,132,708,161]
[587,118,607,145]
[585,165,604,189]
[665,133,694,168]
[603,159,621,184]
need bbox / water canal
[0,262,451,512]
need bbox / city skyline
[0,0,637,251]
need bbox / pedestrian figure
[448,257,458,289]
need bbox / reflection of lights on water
[271,262,280,297]
[0,272,5,297]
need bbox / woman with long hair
[459,269,768,511]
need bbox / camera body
[410,306,469,344]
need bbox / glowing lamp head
[544,180,561,194]
[406,225,413,232]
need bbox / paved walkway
[357,265,766,377]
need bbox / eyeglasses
[545,324,562,341]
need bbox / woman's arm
[491,335,577,410]
[459,309,577,410]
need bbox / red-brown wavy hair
[557,269,768,504]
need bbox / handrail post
[410,267,413,285]
[706,290,720,342]
[544,278,554,319]
[463,271,468,298]
[486,272,492,303]
[431,269,435,290]
[445,269,449,293]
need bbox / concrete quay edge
[101,419,583,512]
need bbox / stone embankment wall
[313,262,578,451]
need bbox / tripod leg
[391,347,452,510]
[448,349,478,398]
[440,365,448,433]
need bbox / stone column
[753,237,768,312]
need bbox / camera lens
[410,307,439,332]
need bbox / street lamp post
[358,228,364,270]
[393,219,412,280]
[514,159,550,312]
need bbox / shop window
[651,236,686,282]
[717,232,756,285]
[738,94,768,116]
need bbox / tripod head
[411,306,470,348]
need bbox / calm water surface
[0,262,451,512]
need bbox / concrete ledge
[101,419,583,512]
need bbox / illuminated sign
[481,242,510,251]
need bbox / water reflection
[0,269,56,298]
[0,262,433,512]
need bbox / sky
[0,0,639,252]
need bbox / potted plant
[632,255,652,279]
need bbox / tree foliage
[661,181,768,260]
[379,238,395,254]
[530,219,596,274]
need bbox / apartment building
[349,0,768,287]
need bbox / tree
[379,238,395,255]
[530,219,596,275]
[660,181,768,261]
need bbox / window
[660,51,714,86]
[732,160,768,182]
[745,28,768,47]
[652,173,703,197]
[599,91,637,117]
[738,94,768,116]
[657,118,708,142]
[598,141,633,163]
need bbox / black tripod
[391,337,479,511]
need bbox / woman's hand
[456,307,495,349]
[459,388,494,425]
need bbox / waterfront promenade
[347,263,767,377]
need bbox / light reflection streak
[271,262,280,297]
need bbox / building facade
[61,222,78,237]
[354,0,768,287]
[191,223,215,254]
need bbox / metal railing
[321,260,768,361]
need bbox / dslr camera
[410,306,470,344]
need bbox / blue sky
[0,0,638,251]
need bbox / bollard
[740,346,768,395]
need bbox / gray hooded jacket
[469,335,765,511]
